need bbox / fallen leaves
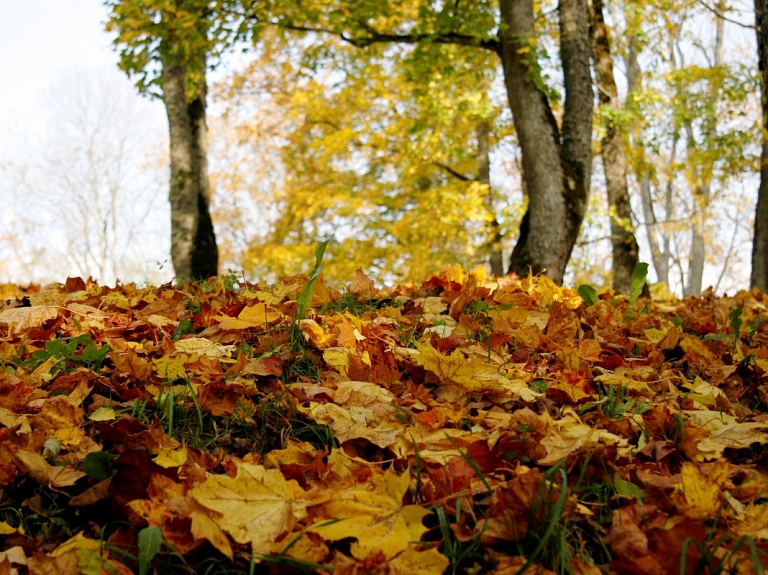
[0,269,767,572]
[191,460,306,552]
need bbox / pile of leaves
[1,263,768,574]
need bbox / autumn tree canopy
[99,0,759,292]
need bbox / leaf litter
[0,269,767,573]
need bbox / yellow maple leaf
[323,348,351,378]
[237,303,283,326]
[309,402,404,448]
[89,406,116,422]
[675,461,730,521]
[190,460,306,553]
[538,410,628,465]
[388,545,450,575]
[190,509,233,558]
[152,445,188,468]
[412,342,538,401]
[309,466,431,560]
[49,532,101,557]
[153,354,190,380]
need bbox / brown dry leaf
[111,348,153,379]
[308,402,405,448]
[190,460,307,552]
[578,339,604,362]
[241,354,283,376]
[0,306,59,335]
[538,411,628,465]
[333,381,395,406]
[490,556,558,575]
[13,451,86,488]
[174,338,236,358]
[69,478,112,507]
[0,546,26,568]
[27,549,80,575]
[309,466,431,560]
[696,422,768,460]
[348,269,377,301]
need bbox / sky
[0,0,171,286]
[0,0,129,149]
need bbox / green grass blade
[515,468,568,574]
[138,526,163,575]
[445,433,491,493]
[296,240,330,321]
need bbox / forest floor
[0,265,767,574]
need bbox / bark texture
[683,9,723,296]
[752,0,768,291]
[162,60,219,280]
[501,0,593,284]
[590,0,640,294]
[477,122,504,276]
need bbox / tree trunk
[162,59,219,280]
[684,9,722,297]
[477,122,504,276]
[753,0,768,291]
[500,0,593,284]
[626,35,673,287]
[589,0,640,294]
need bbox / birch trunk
[162,58,218,280]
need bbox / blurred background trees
[0,0,761,296]
[0,68,168,285]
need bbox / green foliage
[296,240,330,321]
[17,335,110,376]
[612,472,646,503]
[600,384,652,419]
[435,504,484,572]
[578,284,599,306]
[82,452,118,481]
[138,526,163,575]
[105,0,246,98]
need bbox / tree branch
[278,21,500,54]
[694,0,754,29]
[433,161,474,181]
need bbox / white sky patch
[0,0,124,148]
[0,0,172,286]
